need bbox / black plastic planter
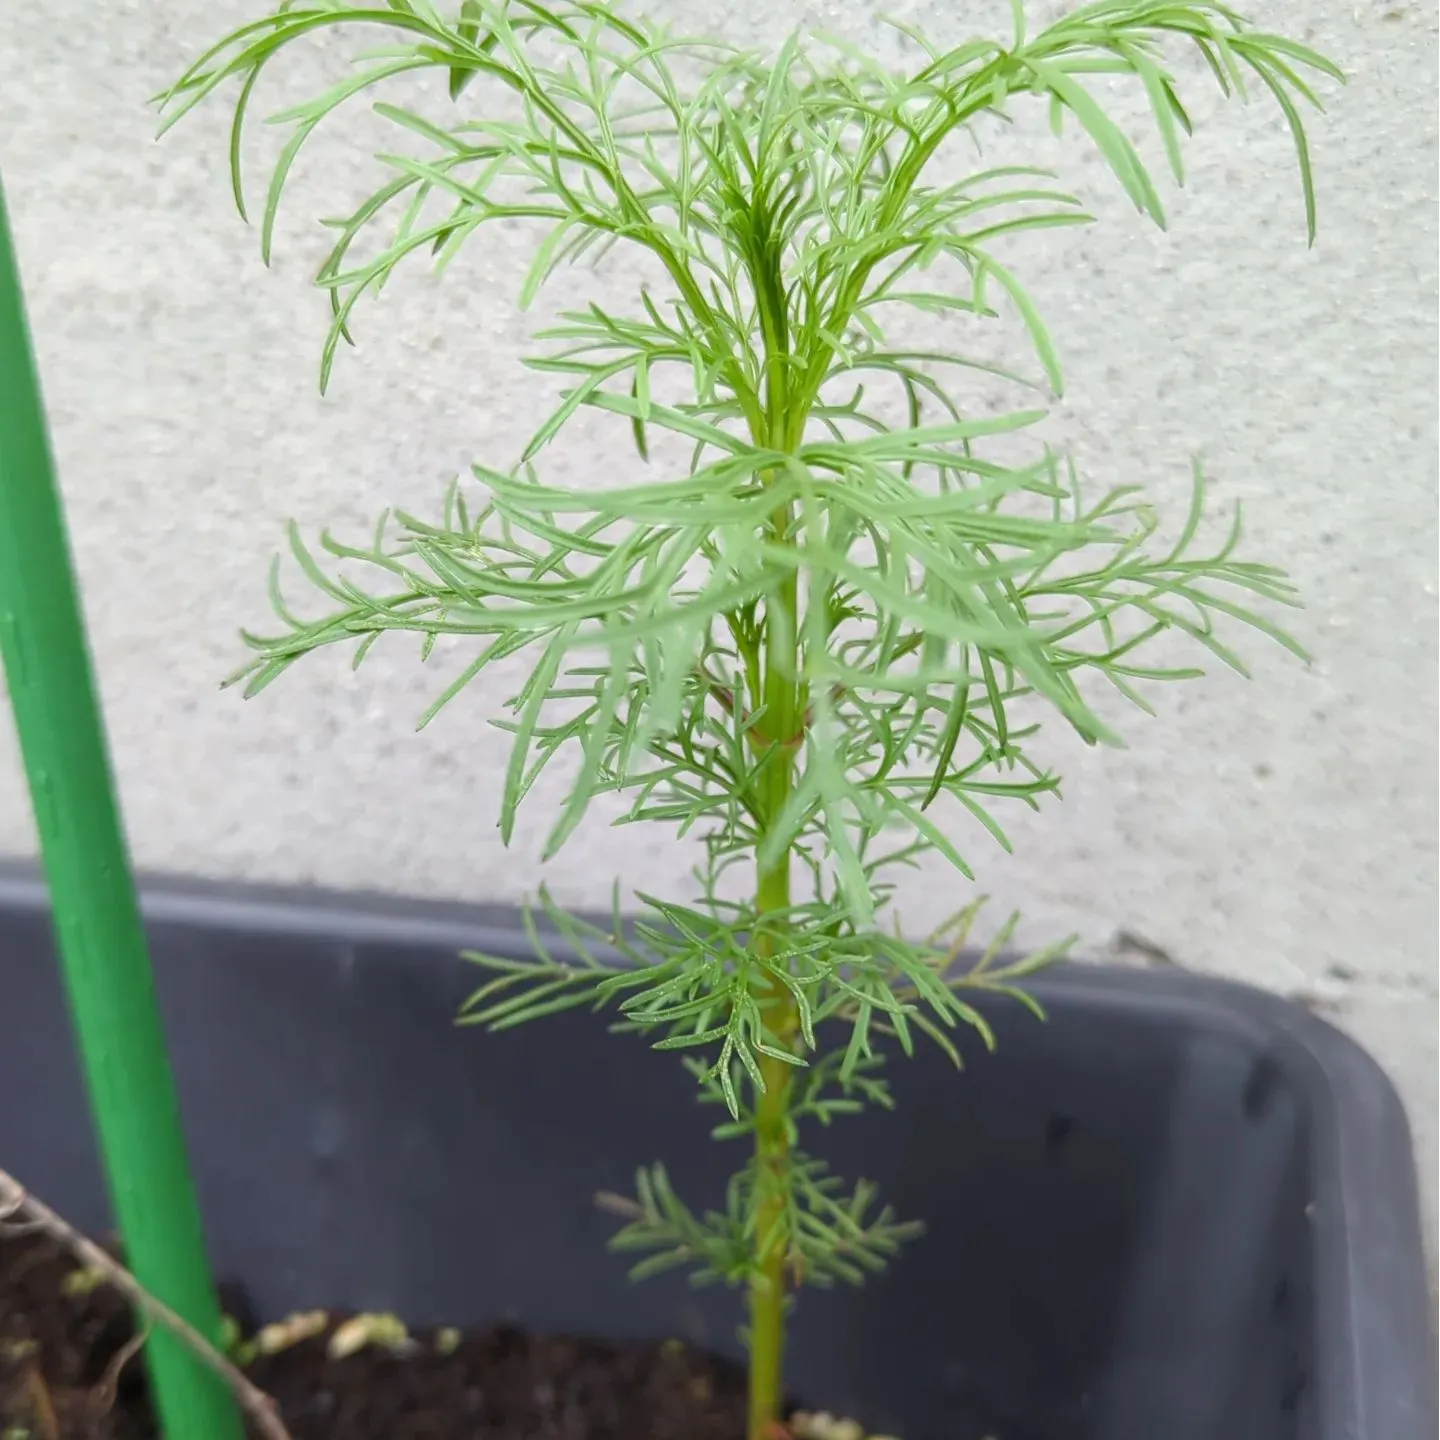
[0,865,1433,1440]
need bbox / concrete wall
[1,2,1435,1244]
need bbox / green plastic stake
[0,172,245,1440]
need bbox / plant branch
[0,1167,292,1440]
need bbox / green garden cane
[0,169,244,1440]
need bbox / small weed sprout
[158,5,1337,1435]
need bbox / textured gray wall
[1,3,1436,1242]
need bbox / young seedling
[158,5,1337,1436]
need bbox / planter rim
[0,858,1409,1079]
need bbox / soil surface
[0,1231,759,1439]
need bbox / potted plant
[156,0,1346,1432]
[2,3,1433,1439]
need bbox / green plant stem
[747,479,802,1440]
[748,870,798,1440]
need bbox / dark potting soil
[0,1231,758,1439]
